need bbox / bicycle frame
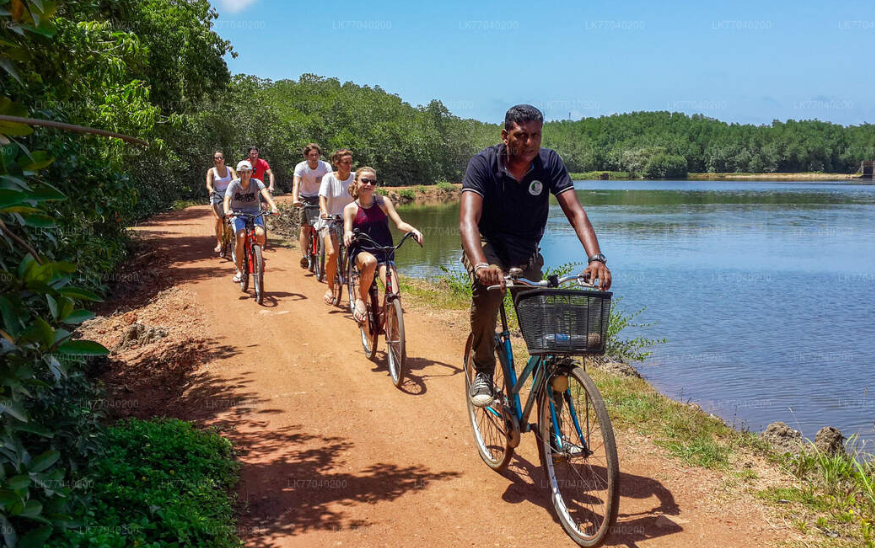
[492,299,590,454]
[349,230,415,331]
[232,212,266,274]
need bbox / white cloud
[215,0,259,14]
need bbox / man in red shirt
[247,146,275,193]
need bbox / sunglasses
[360,178,378,186]
[214,157,224,161]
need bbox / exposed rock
[814,426,845,456]
[594,360,643,379]
[117,323,168,349]
[762,421,803,455]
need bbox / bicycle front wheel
[253,244,264,305]
[315,235,325,282]
[241,245,250,292]
[463,333,513,471]
[385,298,406,387]
[360,286,379,359]
[538,365,619,547]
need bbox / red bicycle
[227,211,274,305]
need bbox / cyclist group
[205,105,618,546]
[206,143,423,328]
[206,104,611,406]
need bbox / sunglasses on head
[238,169,252,174]
[360,178,377,186]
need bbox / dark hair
[213,150,224,159]
[332,148,352,165]
[248,146,259,153]
[303,143,322,157]
[504,104,544,131]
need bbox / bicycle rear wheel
[241,245,250,292]
[253,244,264,305]
[386,298,406,387]
[463,333,513,471]
[538,364,619,547]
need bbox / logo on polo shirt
[529,180,543,196]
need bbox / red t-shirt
[250,158,270,183]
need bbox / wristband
[473,262,489,273]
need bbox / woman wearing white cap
[224,160,279,283]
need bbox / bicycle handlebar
[350,229,420,256]
[486,271,596,291]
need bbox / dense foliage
[56,419,240,548]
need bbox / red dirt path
[123,205,790,548]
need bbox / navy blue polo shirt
[462,144,574,266]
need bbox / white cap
[237,160,252,171]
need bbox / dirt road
[127,205,788,548]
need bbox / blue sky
[212,0,875,126]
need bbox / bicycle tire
[463,332,513,471]
[308,229,317,273]
[346,259,358,316]
[253,244,264,305]
[241,245,250,292]
[537,364,619,547]
[386,298,406,387]
[315,234,325,282]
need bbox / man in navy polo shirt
[460,104,612,407]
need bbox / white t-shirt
[294,160,332,197]
[318,172,355,216]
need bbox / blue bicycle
[463,268,619,547]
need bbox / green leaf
[0,175,31,191]
[45,354,65,380]
[0,58,23,87]
[57,297,73,321]
[0,296,21,336]
[17,253,36,279]
[28,450,59,473]
[61,309,93,324]
[18,213,55,228]
[18,524,51,548]
[18,499,42,518]
[0,189,27,209]
[7,475,31,490]
[58,286,102,302]
[0,513,16,548]
[17,151,53,172]
[56,339,108,357]
[0,400,28,422]
[0,489,19,508]
[0,400,27,422]
[15,422,52,438]
[19,317,53,348]
[46,294,57,320]
[28,183,65,202]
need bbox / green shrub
[435,181,455,191]
[397,189,415,200]
[57,419,241,548]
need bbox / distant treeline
[199,80,875,186]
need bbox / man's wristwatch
[588,253,607,265]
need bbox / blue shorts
[232,215,264,233]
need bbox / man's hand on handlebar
[475,264,505,291]
[581,261,612,290]
[410,229,424,247]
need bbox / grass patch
[58,418,241,548]
[172,198,205,210]
[435,181,455,191]
[569,171,634,180]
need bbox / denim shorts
[232,215,264,233]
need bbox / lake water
[390,180,875,447]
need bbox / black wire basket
[513,288,613,356]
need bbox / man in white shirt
[292,143,332,268]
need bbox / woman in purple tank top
[343,167,423,325]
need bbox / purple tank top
[353,199,393,253]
